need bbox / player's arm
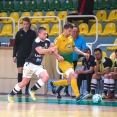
[81,66,94,74]
[74,47,89,58]
[52,38,64,61]
[35,46,56,54]
[97,68,110,75]
[97,59,112,75]
[94,61,100,73]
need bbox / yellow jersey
[54,34,75,63]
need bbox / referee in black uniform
[13,17,36,94]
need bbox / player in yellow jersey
[50,22,89,102]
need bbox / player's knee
[69,72,76,78]
[41,74,50,81]
[92,73,99,79]
[45,74,49,81]
[104,74,109,78]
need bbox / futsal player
[7,27,63,102]
[50,22,89,102]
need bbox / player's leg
[29,66,49,100]
[64,86,70,97]
[77,74,85,93]
[17,56,24,94]
[79,73,100,100]
[106,73,115,99]
[56,86,64,98]
[101,74,110,99]
[86,73,92,94]
[7,78,31,103]
[7,62,34,102]
[50,62,70,94]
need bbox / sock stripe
[36,82,41,88]
[13,88,19,93]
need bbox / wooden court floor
[0,95,117,117]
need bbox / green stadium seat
[61,0,73,10]
[73,0,79,10]
[36,0,49,11]
[26,0,37,11]
[3,1,14,12]
[48,0,61,11]
[99,0,111,9]
[14,1,26,12]
[94,0,100,10]
[0,1,3,12]
[111,0,117,9]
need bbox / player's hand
[96,60,101,65]
[96,72,101,75]
[50,46,57,52]
[57,55,64,61]
[13,57,17,63]
[83,53,89,59]
[75,69,79,74]
[50,43,54,47]
[75,69,81,74]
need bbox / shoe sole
[81,94,90,100]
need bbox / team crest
[68,44,71,48]
[45,43,48,48]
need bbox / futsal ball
[92,94,102,104]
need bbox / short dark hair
[64,22,73,29]
[38,27,46,33]
[115,49,117,53]
[94,48,102,53]
[87,48,91,53]
[22,17,30,23]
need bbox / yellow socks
[53,79,68,86]
[71,78,80,98]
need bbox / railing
[63,15,98,45]
[97,44,117,49]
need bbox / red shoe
[106,93,115,99]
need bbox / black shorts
[17,56,27,68]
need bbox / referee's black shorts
[17,55,27,68]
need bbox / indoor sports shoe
[106,93,115,99]
[101,93,107,99]
[80,92,90,100]
[76,94,83,102]
[50,81,56,95]
[64,92,70,97]
[56,92,61,99]
[7,94,14,103]
[28,89,36,100]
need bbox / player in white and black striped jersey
[7,27,63,102]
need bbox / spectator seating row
[0,23,62,37]
[77,23,117,36]
[107,38,117,51]
[0,0,78,12]
[0,22,117,37]
[0,0,117,12]
[0,10,117,24]
[94,0,117,10]
[0,11,68,23]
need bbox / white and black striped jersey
[26,37,50,65]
